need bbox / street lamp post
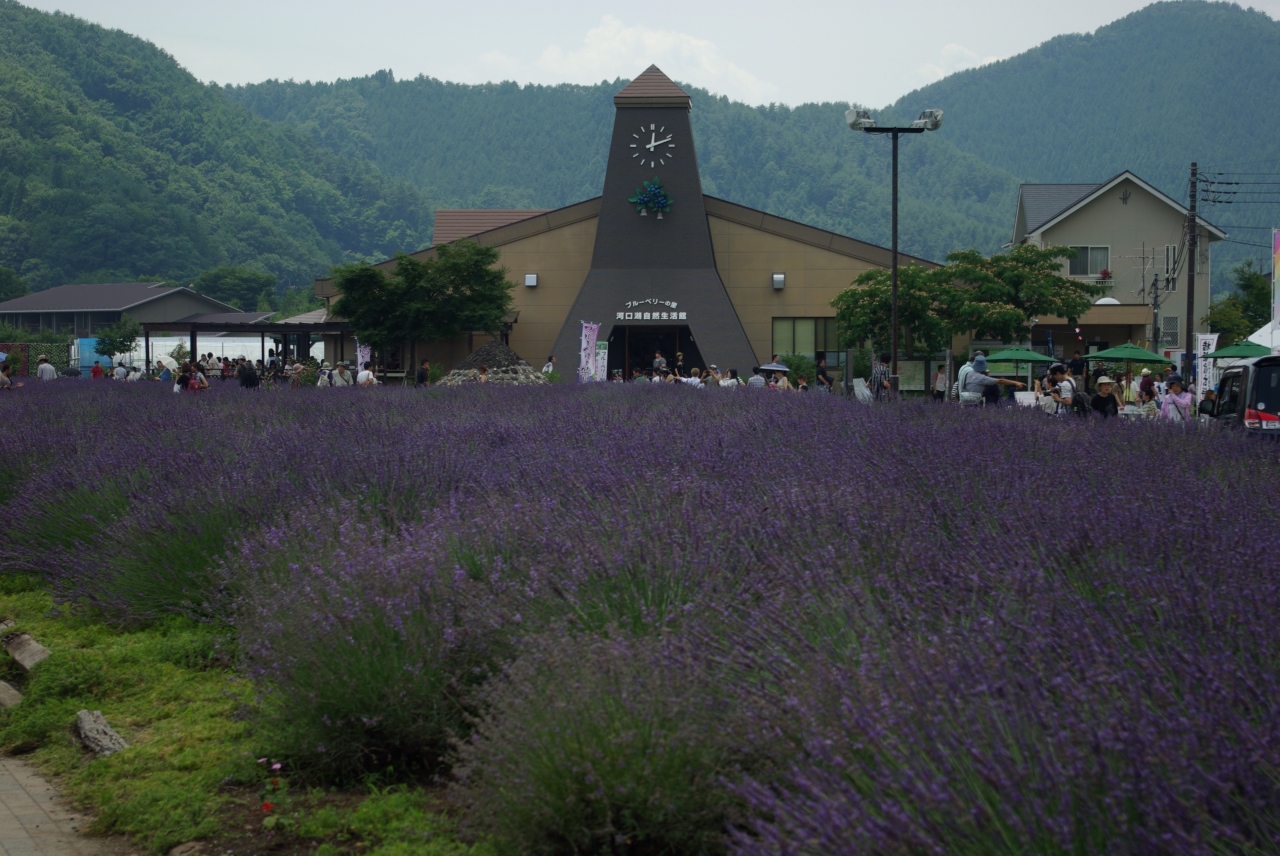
[845,108,944,389]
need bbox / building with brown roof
[316,65,934,381]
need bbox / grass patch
[0,581,485,855]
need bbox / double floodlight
[910,109,944,131]
[845,108,876,130]
[844,107,944,132]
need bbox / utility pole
[890,130,899,387]
[1184,162,1198,384]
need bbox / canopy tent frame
[140,318,351,373]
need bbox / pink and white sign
[578,322,600,382]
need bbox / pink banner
[578,322,600,382]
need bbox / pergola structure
[140,310,352,371]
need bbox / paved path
[0,757,106,856]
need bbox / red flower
[262,802,274,813]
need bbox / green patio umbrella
[1082,343,1167,363]
[983,347,1056,391]
[1081,343,1169,406]
[1204,340,1271,359]
[984,346,1057,363]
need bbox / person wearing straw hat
[1090,376,1121,418]
[35,355,56,382]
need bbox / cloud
[538,16,779,104]
[915,43,1002,84]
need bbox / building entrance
[607,326,705,378]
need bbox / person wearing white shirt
[541,356,556,374]
[356,361,378,386]
[35,357,57,381]
[113,363,128,380]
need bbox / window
[1162,243,1177,290]
[1160,315,1180,347]
[1255,365,1280,413]
[88,312,121,333]
[1217,373,1242,417]
[772,317,844,368]
[1068,246,1109,277]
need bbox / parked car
[1198,355,1280,435]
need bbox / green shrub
[778,353,816,387]
[452,635,761,856]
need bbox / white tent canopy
[1247,320,1280,353]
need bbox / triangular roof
[1015,170,1226,244]
[0,282,236,314]
[433,209,551,244]
[613,65,691,108]
[1018,184,1101,234]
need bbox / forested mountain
[232,0,1278,280]
[889,1,1280,277]
[230,76,1019,265]
[1,0,1274,292]
[0,1,432,290]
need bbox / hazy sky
[22,0,1280,106]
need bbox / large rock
[439,340,549,387]
[0,681,21,708]
[76,710,129,757]
[4,633,50,672]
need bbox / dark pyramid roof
[456,338,529,371]
[614,65,691,108]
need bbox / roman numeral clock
[630,123,676,168]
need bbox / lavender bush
[1,382,1277,853]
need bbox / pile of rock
[438,340,549,387]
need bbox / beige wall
[708,216,879,363]
[1032,177,1214,345]
[499,217,598,366]
[319,201,908,373]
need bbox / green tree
[0,268,27,302]
[832,264,952,357]
[939,245,1108,343]
[94,315,142,362]
[193,267,278,311]
[273,285,324,321]
[1204,260,1272,347]
[331,241,513,352]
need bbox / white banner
[578,322,600,383]
[594,341,609,382]
[1196,333,1219,399]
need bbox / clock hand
[645,135,673,151]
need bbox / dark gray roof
[0,282,227,313]
[1020,184,1102,233]
[175,311,274,325]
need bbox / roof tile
[614,65,691,107]
[433,210,550,244]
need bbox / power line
[1219,238,1273,249]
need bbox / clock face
[630,123,676,169]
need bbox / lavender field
[3,382,1279,854]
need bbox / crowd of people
[586,349,839,392]
[6,344,1206,424]
[955,350,1198,422]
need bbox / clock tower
[549,66,757,375]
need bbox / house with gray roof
[1011,170,1225,362]
[0,282,241,337]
